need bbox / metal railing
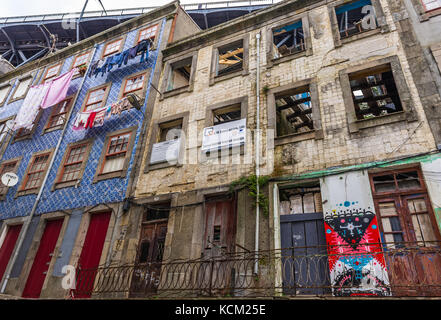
[0,0,280,25]
[71,241,441,298]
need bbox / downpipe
[254,32,261,276]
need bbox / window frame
[209,35,249,85]
[81,82,112,113]
[0,156,22,200]
[117,70,151,109]
[101,36,126,59]
[43,95,75,134]
[0,116,14,154]
[70,50,92,78]
[16,148,55,197]
[144,111,189,173]
[202,97,248,159]
[93,126,137,183]
[410,0,441,20]
[0,83,12,107]
[267,79,323,146]
[266,13,312,68]
[41,62,63,83]
[328,0,389,48]
[53,138,94,190]
[160,52,198,99]
[339,56,418,133]
[9,73,35,103]
[13,110,44,143]
[134,23,160,48]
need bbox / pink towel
[41,68,76,109]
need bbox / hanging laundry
[85,112,97,129]
[93,109,106,127]
[73,112,90,130]
[41,68,76,109]
[13,82,51,130]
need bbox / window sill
[268,49,307,68]
[349,111,413,133]
[339,28,382,46]
[420,8,441,21]
[52,180,80,190]
[15,188,39,198]
[161,85,191,99]
[43,126,63,135]
[93,170,126,183]
[8,96,26,104]
[210,69,248,85]
[275,129,323,146]
[200,145,245,162]
[13,135,32,143]
[145,160,182,173]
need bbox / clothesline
[13,67,77,131]
[89,39,151,78]
[72,96,129,130]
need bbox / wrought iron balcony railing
[70,241,441,298]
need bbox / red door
[74,212,111,298]
[0,224,22,283]
[22,219,63,298]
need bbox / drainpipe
[254,32,261,276]
[0,46,98,293]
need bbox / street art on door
[324,203,390,296]
[320,171,391,296]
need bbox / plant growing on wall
[229,174,270,216]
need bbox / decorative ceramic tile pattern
[0,19,165,219]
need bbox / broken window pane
[349,64,403,120]
[166,58,192,91]
[373,174,396,193]
[275,85,313,137]
[279,185,322,215]
[396,171,421,190]
[159,119,182,142]
[335,0,376,39]
[213,104,241,124]
[216,40,243,76]
[273,20,305,59]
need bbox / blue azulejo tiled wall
[0,18,166,219]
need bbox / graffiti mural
[324,203,390,296]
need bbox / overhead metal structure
[0,0,278,67]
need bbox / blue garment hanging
[335,0,372,15]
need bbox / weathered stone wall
[135,0,437,197]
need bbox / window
[349,64,402,120]
[279,184,323,215]
[0,85,12,106]
[137,24,158,44]
[44,97,73,132]
[11,76,32,101]
[20,151,52,192]
[0,160,19,197]
[422,0,441,11]
[83,84,110,112]
[335,0,375,39]
[372,170,422,193]
[71,51,91,76]
[102,38,124,58]
[166,57,192,92]
[145,112,189,172]
[143,202,170,221]
[122,73,146,97]
[94,126,137,182]
[215,40,244,77]
[272,20,305,59]
[275,85,313,137]
[0,119,11,145]
[213,104,241,125]
[42,63,62,83]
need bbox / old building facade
[0,0,440,299]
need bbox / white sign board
[150,138,181,165]
[202,118,246,152]
[1,172,18,187]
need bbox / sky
[1,0,213,17]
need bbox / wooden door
[280,213,330,295]
[22,219,63,298]
[73,211,111,298]
[374,195,441,296]
[129,220,168,297]
[0,224,22,283]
